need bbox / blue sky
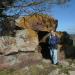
[51,0,75,34]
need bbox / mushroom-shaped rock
[15,14,58,32]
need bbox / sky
[51,0,75,34]
[3,0,75,34]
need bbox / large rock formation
[0,14,58,55]
[0,29,42,69]
[0,13,75,69]
[15,14,58,32]
[0,14,58,69]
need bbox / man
[48,30,59,65]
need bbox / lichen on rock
[15,14,58,32]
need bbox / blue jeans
[50,48,58,64]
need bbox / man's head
[51,30,56,36]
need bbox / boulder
[0,52,42,69]
[15,29,38,52]
[0,29,38,55]
[15,14,58,32]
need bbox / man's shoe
[55,62,59,65]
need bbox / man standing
[48,30,59,65]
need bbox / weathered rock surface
[15,29,38,52]
[0,36,17,55]
[15,14,58,32]
[0,29,38,55]
[0,52,42,69]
